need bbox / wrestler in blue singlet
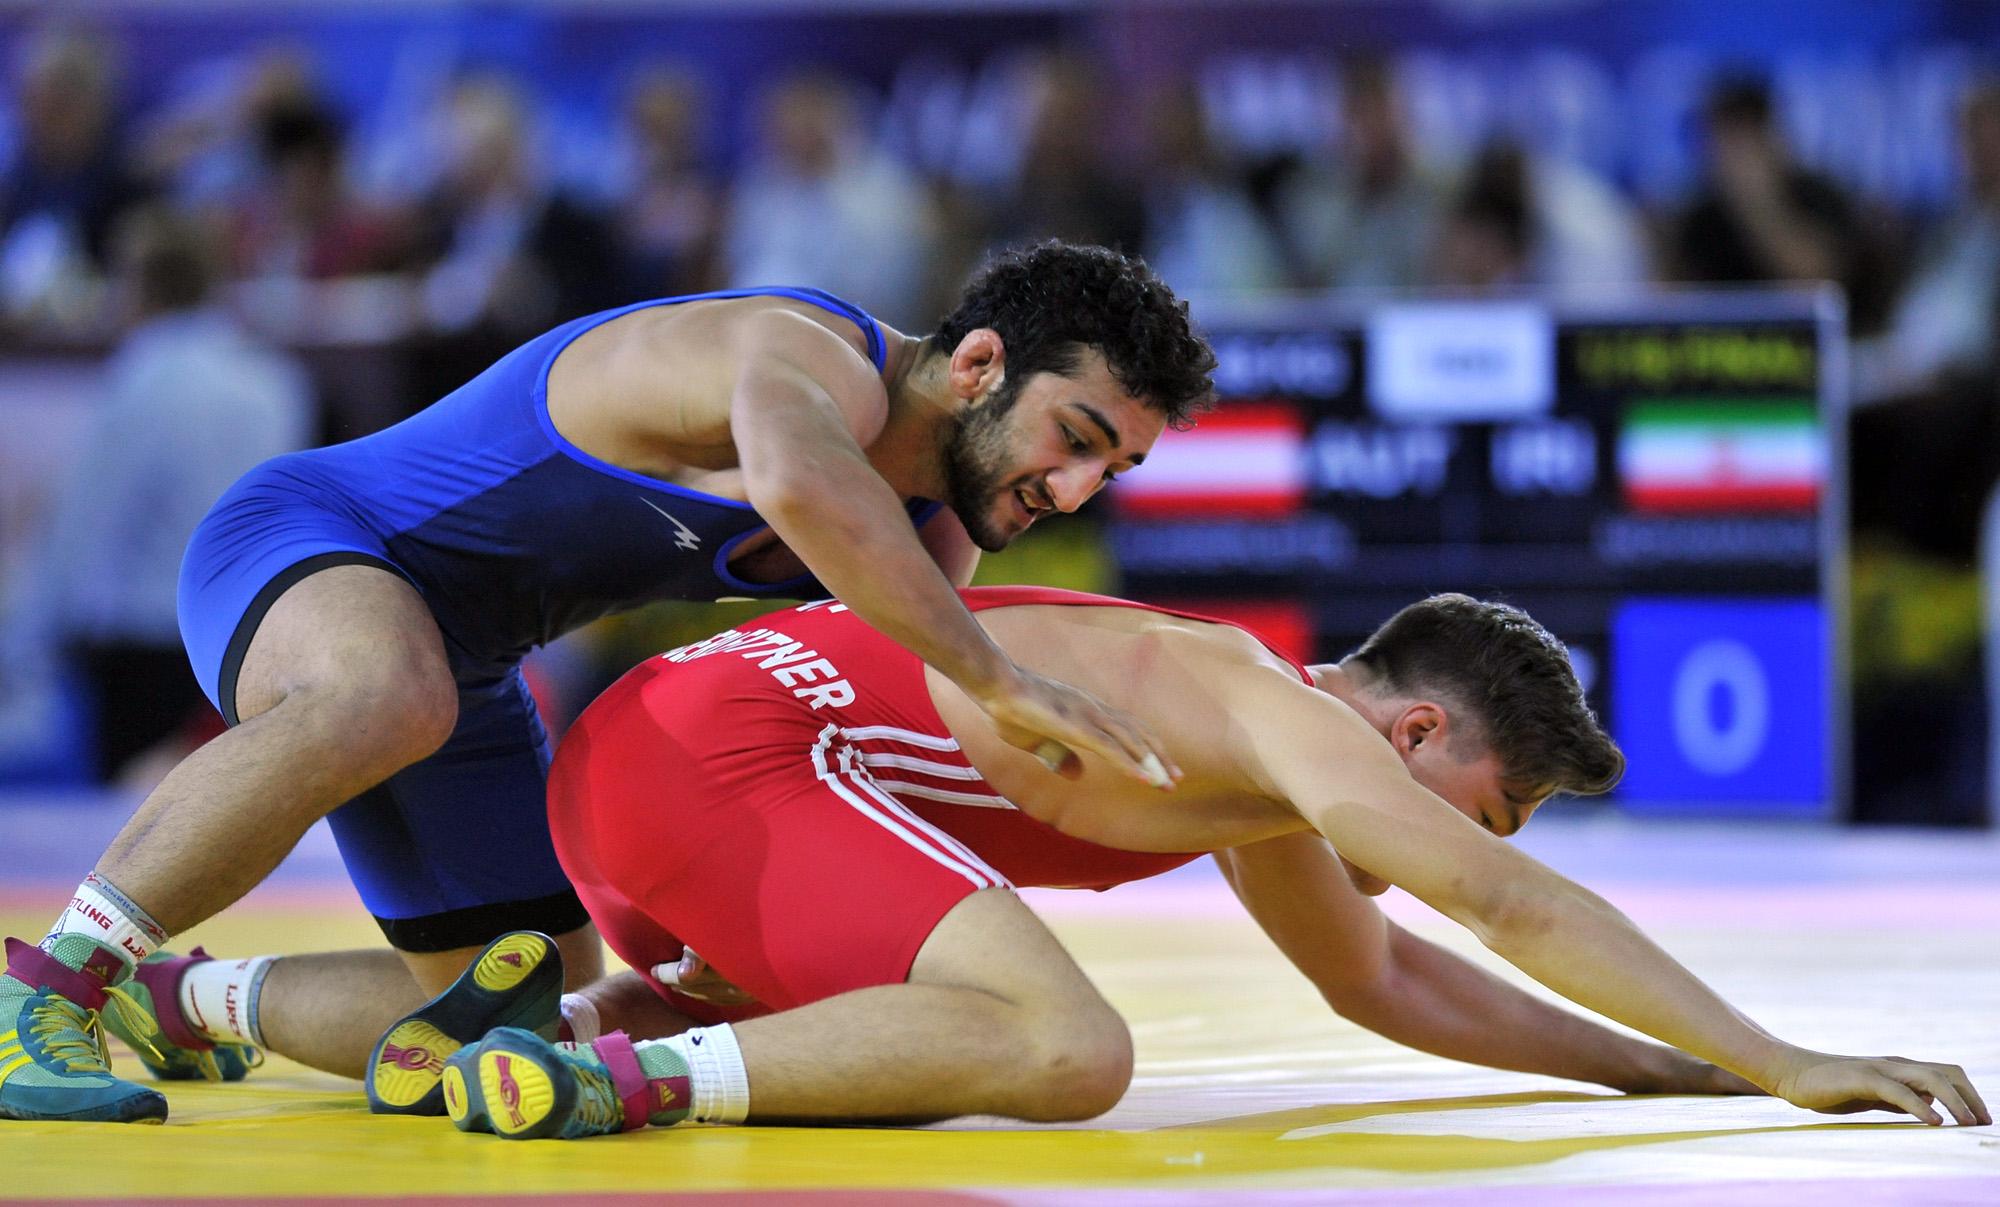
[178,289,937,950]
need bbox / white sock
[654,1024,750,1124]
[178,955,275,1048]
[560,993,601,1044]
[41,872,168,970]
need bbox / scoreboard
[1110,289,1846,817]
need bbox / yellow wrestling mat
[3,824,1999,1205]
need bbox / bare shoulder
[973,602,1318,779]
[937,603,1325,850]
[976,602,1302,683]
[546,294,899,474]
[558,295,883,405]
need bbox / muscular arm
[1216,833,1757,1095]
[732,311,1009,690]
[729,311,1165,783]
[1222,666,1985,1125]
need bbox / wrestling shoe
[367,930,564,1116]
[443,1028,685,1140]
[0,936,168,1123]
[101,949,258,1082]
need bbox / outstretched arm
[1217,833,1758,1096]
[729,310,1171,787]
[1221,667,1988,1126]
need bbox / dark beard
[939,382,1023,553]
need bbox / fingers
[651,949,758,1005]
[1867,1073,1943,1126]
[1940,1065,1991,1126]
[1032,739,1082,780]
[651,948,706,986]
[1023,695,1164,786]
[1790,1055,1988,1126]
[1897,1064,1982,1127]
[1070,696,1181,790]
[992,674,1183,790]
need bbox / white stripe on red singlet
[840,766,1012,887]
[859,751,986,780]
[808,726,1001,889]
[840,725,961,752]
[872,781,1017,809]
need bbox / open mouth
[1011,487,1051,526]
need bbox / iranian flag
[1113,402,1305,518]
[1618,399,1823,513]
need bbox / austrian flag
[1112,402,1306,518]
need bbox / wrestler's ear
[1389,702,1447,759]
[947,328,1006,402]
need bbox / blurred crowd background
[0,1,1996,822]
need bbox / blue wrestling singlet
[177,288,940,949]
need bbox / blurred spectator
[1275,56,1448,290]
[722,71,934,327]
[132,47,319,215]
[27,208,311,783]
[0,25,146,322]
[1140,81,1286,297]
[614,66,721,300]
[1851,79,2000,561]
[1672,74,1888,329]
[1529,155,1648,290]
[1428,140,1647,292]
[1862,78,2000,400]
[990,55,1144,254]
[231,100,412,280]
[413,74,621,336]
[1429,142,1532,290]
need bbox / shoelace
[28,989,163,1074]
[565,1055,627,1135]
[185,1040,265,1083]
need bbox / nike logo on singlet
[640,498,703,551]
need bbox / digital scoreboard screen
[1110,290,1844,817]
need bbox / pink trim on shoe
[591,1031,652,1132]
[130,948,216,1052]
[4,937,111,1011]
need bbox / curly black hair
[933,242,1216,429]
[1347,594,1624,797]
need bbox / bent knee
[345,670,459,765]
[287,665,459,775]
[1016,1006,1133,1122]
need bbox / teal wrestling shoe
[367,931,564,1116]
[101,949,258,1082]
[0,936,168,1123]
[443,1028,687,1140]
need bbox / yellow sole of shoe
[472,933,549,994]
[371,1020,459,1109]
[441,1063,469,1124]
[479,1049,555,1137]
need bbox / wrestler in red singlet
[547,586,1310,1024]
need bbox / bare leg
[258,951,427,1079]
[732,889,1131,1125]
[251,924,608,1080]
[71,566,467,1077]
[96,565,458,931]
